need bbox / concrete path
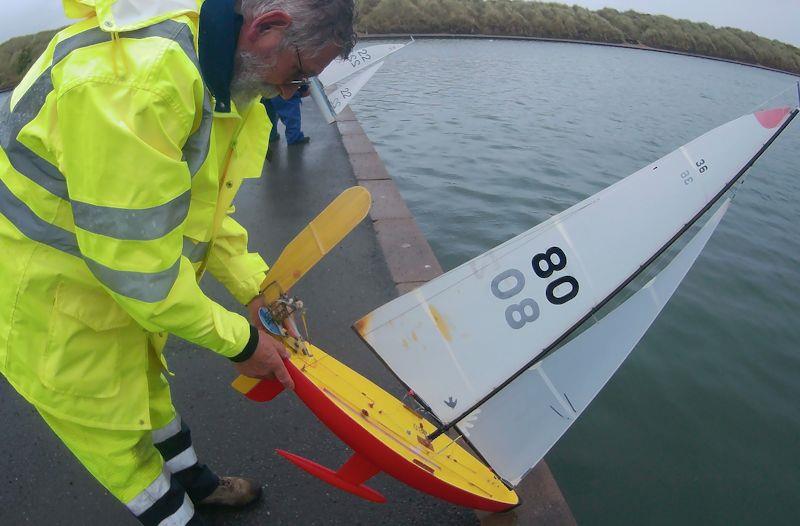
[0,92,573,525]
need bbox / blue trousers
[262,97,279,142]
[269,96,306,144]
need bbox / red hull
[282,360,515,512]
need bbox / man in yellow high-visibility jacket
[0,1,355,524]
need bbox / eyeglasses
[286,47,311,86]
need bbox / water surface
[351,39,800,525]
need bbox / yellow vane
[237,186,371,397]
[231,374,260,395]
[260,186,371,303]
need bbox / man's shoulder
[53,15,202,91]
[52,15,204,115]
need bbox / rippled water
[351,39,800,525]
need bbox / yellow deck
[285,342,518,506]
[233,186,517,505]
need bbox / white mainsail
[461,200,730,485]
[309,41,412,121]
[318,41,411,87]
[326,61,385,115]
[354,102,797,431]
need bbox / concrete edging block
[373,218,444,284]
[360,179,414,221]
[334,109,575,525]
[336,120,366,136]
[342,134,375,155]
[349,152,392,181]
[336,106,358,121]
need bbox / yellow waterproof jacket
[0,0,271,429]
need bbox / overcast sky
[562,0,800,45]
[2,1,799,46]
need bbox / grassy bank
[0,29,59,90]
[355,1,800,75]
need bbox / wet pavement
[0,98,476,525]
[0,93,572,525]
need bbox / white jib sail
[461,199,730,485]
[326,61,385,115]
[318,41,411,87]
[355,103,797,425]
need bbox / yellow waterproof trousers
[36,350,215,525]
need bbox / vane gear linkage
[258,293,313,357]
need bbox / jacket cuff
[237,269,267,305]
[230,325,259,362]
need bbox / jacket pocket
[40,281,142,399]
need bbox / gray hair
[237,0,357,58]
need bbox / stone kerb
[334,106,576,526]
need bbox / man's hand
[246,295,266,327]
[234,330,295,390]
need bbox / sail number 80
[490,247,580,330]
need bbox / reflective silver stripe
[126,469,171,516]
[183,93,213,176]
[84,256,180,303]
[1,178,178,302]
[165,447,198,473]
[152,415,182,444]
[0,19,206,199]
[0,74,69,200]
[158,493,195,526]
[69,25,208,239]
[132,21,212,176]
[0,27,116,200]
[1,175,179,302]
[139,20,200,71]
[0,176,80,256]
[0,20,206,303]
[122,21,213,178]
[72,190,190,240]
[52,20,200,69]
[57,25,206,240]
[52,27,110,64]
[182,237,209,263]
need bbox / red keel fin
[276,450,386,503]
[246,379,285,402]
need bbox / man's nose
[279,84,300,100]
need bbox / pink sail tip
[755,107,791,129]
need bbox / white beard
[230,50,280,108]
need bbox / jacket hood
[62,0,202,32]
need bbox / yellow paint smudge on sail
[429,305,453,342]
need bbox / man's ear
[249,10,292,38]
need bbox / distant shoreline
[360,33,800,79]
[2,31,797,94]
